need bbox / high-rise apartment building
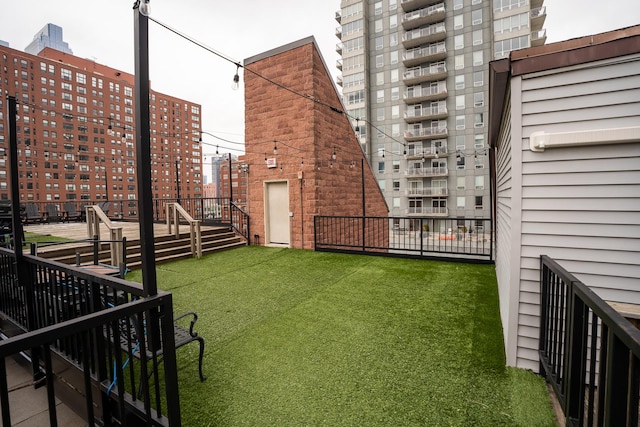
[25,23,73,56]
[336,0,545,227]
[0,44,203,206]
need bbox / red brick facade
[244,38,388,249]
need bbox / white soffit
[530,127,640,152]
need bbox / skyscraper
[25,23,73,55]
[336,0,545,227]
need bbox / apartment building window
[475,176,485,189]
[391,123,400,136]
[457,197,465,209]
[471,51,483,67]
[377,89,385,102]
[494,12,530,34]
[376,54,384,68]
[390,15,397,29]
[473,30,483,46]
[378,162,385,174]
[454,15,464,30]
[474,112,485,128]
[456,95,465,110]
[472,0,482,4]
[456,135,465,150]
[390,52,399,65]
[455,75,465,90]
[453,0,463,10]
[391,105,400,119]
[378,180,386,191]
[377,107,385,121]
[474,154,484,168]
[393,161,400,173]
[376,72,384,85]
[455,55,464,70]
[455,115,465,130]
[393,180,400,191]
[494,35,530,58]
[457,154,465,169]
[389,0,397,10]
[375,36,384,50]
[472,9,483,25]
[474,92,484,107]
[375,19,383,33]
[457,176,465,189]
[474,134,485,148]
[390,32,398,46]
[391,87,399,100]
[375,1,382,15]
[61,68,72,81]
[473,71,484,86]
[454,35,464,50]
[76,73,86,84]
[475,196,483,209]
[344,37,364,53]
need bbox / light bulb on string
[139,0,151,16]
[273,141,278,155]
[332,146,337,160]
[231,64,240,90]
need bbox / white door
[265,181,289,245]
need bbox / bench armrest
[173,311,199,336]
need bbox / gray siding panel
[498,54,640,371]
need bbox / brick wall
[244,38,388,249]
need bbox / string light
[231,64,240,90]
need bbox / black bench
[115,310,206,388]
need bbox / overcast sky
[0,0,638,159]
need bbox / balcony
[404,105,448,123]
[403,43,446,68]
[404,126,448,141]
[403,64,447,85]
[530,6,546,31]
[531,29,547,47]
[400,0,444,12]
[336,75,343,87]
[335,26,342,39]
[336,42,343,55]
[402,3,446,31]
[530,0,544,9]
[405,145,447,160]
[405,187,448,197]
[405,166,448,178]
[336,59,343,71]
[402,23,446,49]
[403,85,447,104]
[406,206,448,216]
[335,10,342,23]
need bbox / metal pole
[175,159,181,204]
[134,2,157,296]
[228,153,233,203]
[361,158,365,252]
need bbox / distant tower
[25,23,73,55]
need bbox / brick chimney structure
[244,37,388,249]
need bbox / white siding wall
[505,54,640,371]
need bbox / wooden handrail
[166,202,202,258]
[85,204,124,266]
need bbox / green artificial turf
[127,246,556,426]
[24,231,74,245]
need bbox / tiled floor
[3,356,85,426]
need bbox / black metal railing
[539,255,640,426]
[314,216,493,262]
[0,248,182,426]
[230,202,250,243]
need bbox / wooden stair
[37,226,246,270]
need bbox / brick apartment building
[0,45,203,209]
[243,37,388,249]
